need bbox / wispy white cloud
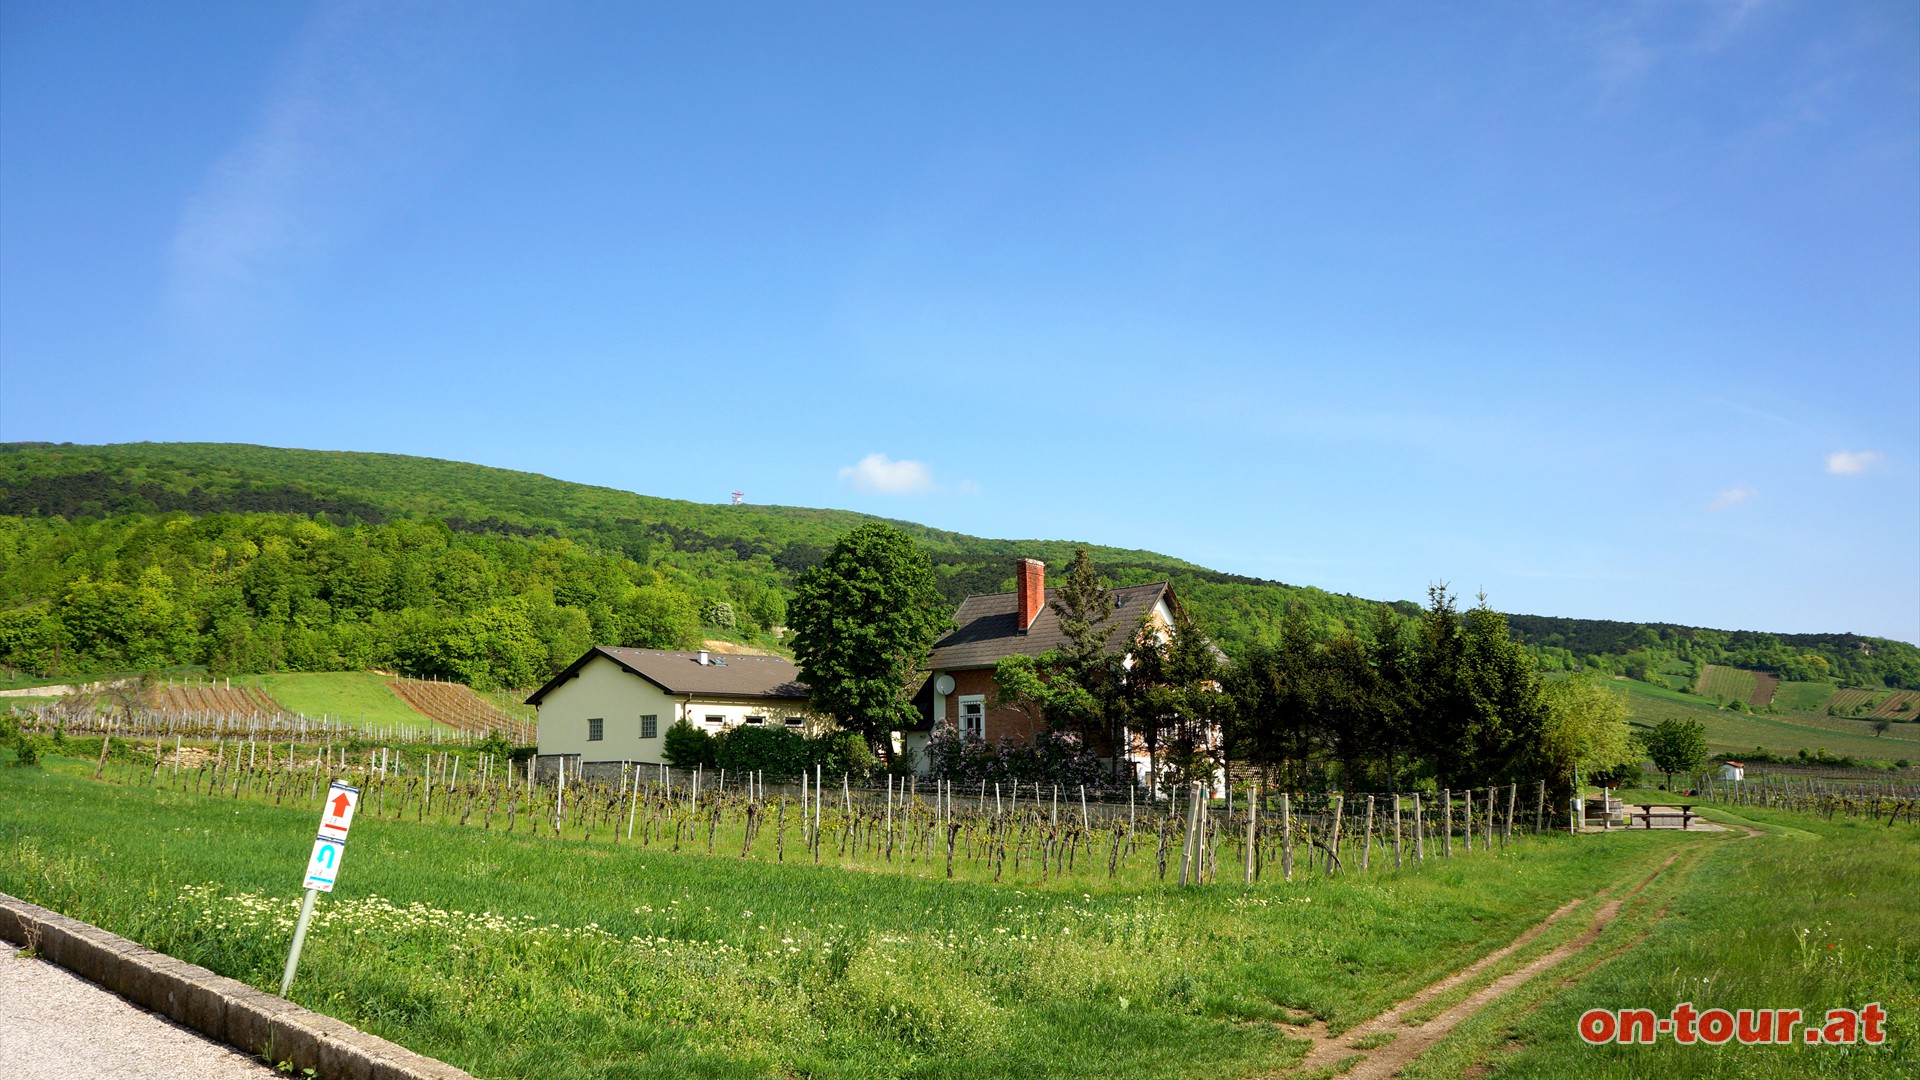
[839,453,936,495]
[1588,0,1774,97]
[169,1,512,329]
[1825,450,1883,475]
[1708,485,1758,510]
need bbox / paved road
[0,947,277,1078]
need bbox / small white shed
[1716,761,1745,782]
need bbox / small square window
[745,715,765,726]
[705,714,725,726]
[640,714,658,739]
[587,718,604,742]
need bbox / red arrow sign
[330,792,352,817]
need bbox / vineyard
[1695,664,1769,706]
[1868,689,1920,718]
[1700,772,1920,825]
[149,677,286,720]
[53,713,1571,890]
[389,677,535,742]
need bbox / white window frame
[745,714,765,726]
[705,714,725,727]
[957,695,986,740]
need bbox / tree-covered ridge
[1509,615,1920,689]
[0,514,724,688]
[1,441,1915,690]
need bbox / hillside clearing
[231,672,443,732]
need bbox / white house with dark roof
[526,646,814,780]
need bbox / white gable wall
[535,654,813,765]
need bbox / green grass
[1435,805,1918,1078]
[1,752,1694,1080]
[1612,681,1918,761]
[231,671,440,732]
[1772,681,1837,713]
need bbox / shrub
[662,718,717,768]
[805,729,874,779]
[715,724,808,781]
[701,600,736,630]
[0,713,40,767]
[925,729,1106,789]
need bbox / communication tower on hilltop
[730,491,745,505]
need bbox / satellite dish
[934,674,955,696]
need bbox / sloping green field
[1615,680,1917,761]
[231,671,438,731]
[1772,680,1837,712]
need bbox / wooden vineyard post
[1280,792,1293,882]
[1391,795,1403,869]
[1362,795,1374,871]
[1463,788,1473,852]
[627,765,639,841]
[1244,787,1257,884]
[1327,794,1343,877]
[1535,780,1545,835]
[1175,780,1190,883]
[1485,785,1495,849]
[1412,792,1424,861]
[1506,783,1516,844]
[1442,789,1453,857]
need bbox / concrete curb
[0,892,475,1080]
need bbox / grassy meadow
[1611,679,1919,762]
[233,671,440,731]
[4,748,1697,1080]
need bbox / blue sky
[2,2,1916,642]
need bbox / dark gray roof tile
[927,582,1171,670]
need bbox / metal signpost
[280,779,360,996]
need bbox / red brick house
[904,558,1181,777]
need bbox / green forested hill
[2,441,1916,691]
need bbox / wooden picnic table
[1631,803,1697,829]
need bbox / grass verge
[1401,806,1917,1079]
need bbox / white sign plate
[318,782,360,841]
[303,837,345,893]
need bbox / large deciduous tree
[1534,678,1640,806]
[1643,717,1709,790]
[788,523,950,763]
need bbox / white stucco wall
[535,654,814,765]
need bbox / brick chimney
[1016,558,1046,633]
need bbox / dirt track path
[1279,844,1708,1079]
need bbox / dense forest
[2,442,1916,691]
